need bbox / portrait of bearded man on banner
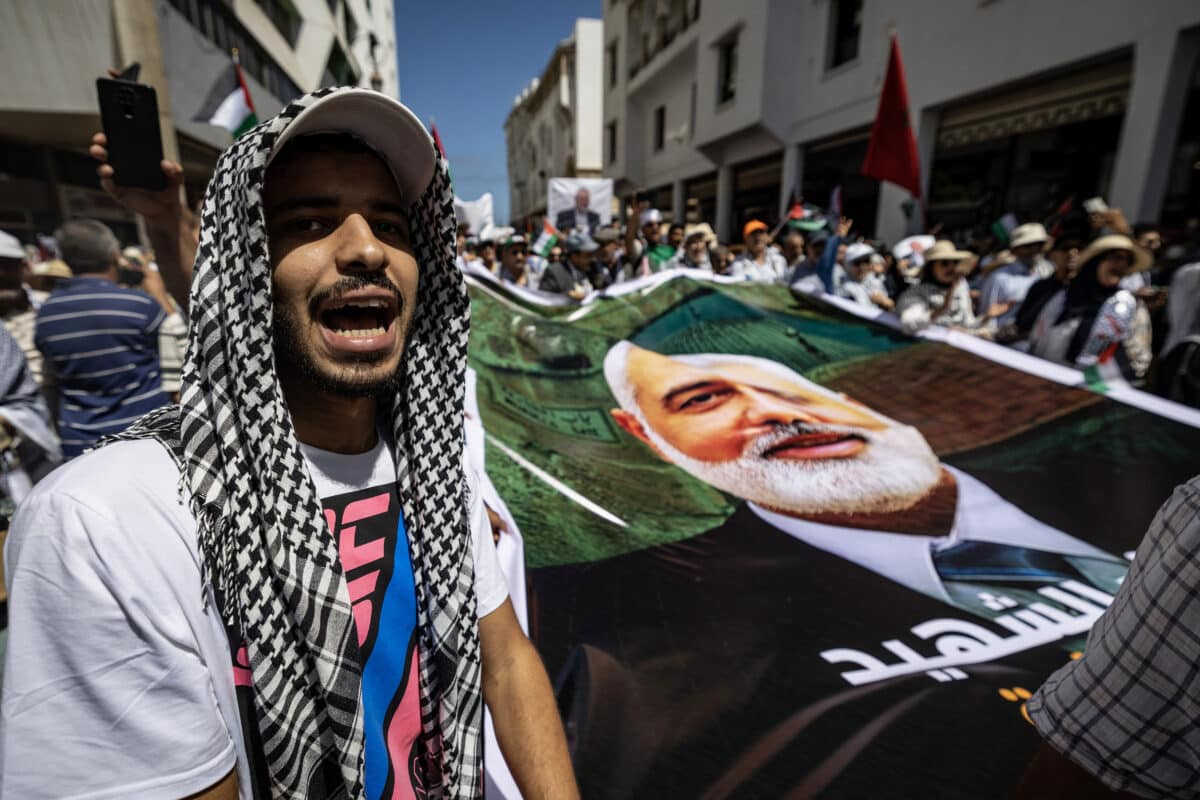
[602,341,1127,621]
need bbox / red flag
[861,36,921,198]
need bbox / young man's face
[501,243,527,272]
[685,235,707,262]
[264,148,418,397]
[609,345,941,515]
[747,230,767,254]
[668,226,685,248]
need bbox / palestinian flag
[195,53,258,139]
[532,218,559,257]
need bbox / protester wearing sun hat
[895,240,998,336]
[666,223,717,271]
[978,222,1055,328]
[1026,234,1154,381]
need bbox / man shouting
[2,88,576,800]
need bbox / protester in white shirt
[3,88,577,800]
[731,219,787,283]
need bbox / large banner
[547,177,613,233]
[453,192,494,236]
[468,273,1200,799]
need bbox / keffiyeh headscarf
[107,87,481,798]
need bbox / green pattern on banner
[467,275,1200,568]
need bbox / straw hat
[1009,223,1049,249]
[1074,234,1153,274]
[922,240,974,262]
[684,222,717,247]
[33,259,72,279]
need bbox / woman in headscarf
[895,240,993,336]
[1026,234,1153,380]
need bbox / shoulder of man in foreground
[2,439,237,800]
[1020,475,1200,800]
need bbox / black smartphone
[96,78,165,191]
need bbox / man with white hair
[604,341,1125,618]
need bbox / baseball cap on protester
[845,242,876,264]
[0,230,25,260]
[565,233,599,254]
[500,234,528,250]
[640,208,663,227]
[742,219,768,239]
[268,88,436,209]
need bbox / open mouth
[763,431,867,460]
[320,297,395,337]
[315,290,400,353]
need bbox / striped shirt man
[35,276,169,457]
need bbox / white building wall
[574,18,605,174]
[605,0,1200,243]
[505,17,605,222]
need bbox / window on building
[323,41,357,86]
[254,0,302,46]
[828,0,863,69]
[607,41,618,88]
[654,106,666,151]
[167,0,302,101]
[718,36,738,104]
[606,121,618,164]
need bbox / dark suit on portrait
[532,505,1074,799]
[556,208,600,235]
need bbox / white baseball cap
[0,230,25,260]
[640,208,663,227]
[845,242,875,264]
[269,89,436,209]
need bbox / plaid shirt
[1027,476,1200,798]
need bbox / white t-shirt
[1,436,508,800]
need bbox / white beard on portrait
[642,419,943,517]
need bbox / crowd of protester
[456,200,1200,407]
[0,93,1197,798]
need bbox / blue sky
[395,1,602,224]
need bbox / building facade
[602,0,1200,245]
[505,18,604,225]
[0,0,397,245]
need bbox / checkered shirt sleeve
[1027,476,1200,799]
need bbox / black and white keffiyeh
[107,87,481,798]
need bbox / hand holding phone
[96,78,166,191]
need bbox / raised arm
[89,132,196,311]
